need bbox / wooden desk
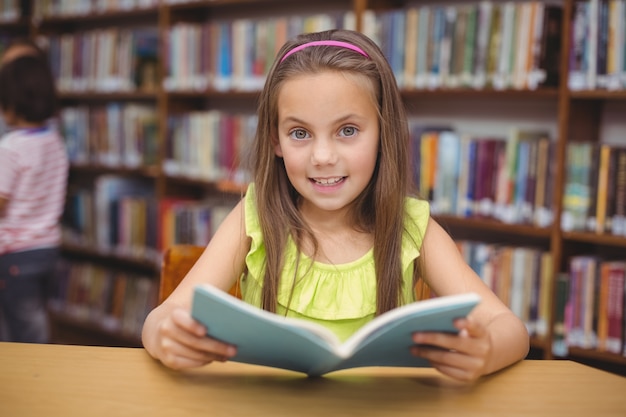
[1,342,625,417]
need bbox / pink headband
[280,40,369,63]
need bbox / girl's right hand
[150,306,237,370]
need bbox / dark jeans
[0,247,59,343]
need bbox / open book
[191,284,481,376]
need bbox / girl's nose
[311,137,337,165]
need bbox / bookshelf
[3,0,625,373]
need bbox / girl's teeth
[315,177,342,185]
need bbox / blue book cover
[191,285,480,376]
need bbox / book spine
[596,0,610,89]
[606,263,625,354]
[569,2,589,90]
[594,144,611,233]
[612,148,626,236]
[597,262,611,351]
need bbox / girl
[0,45,68,343]
[142,29,529,381]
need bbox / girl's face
[275,70,380,219]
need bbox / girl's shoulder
[403,196,430,251]
[404,196,430,227]
[243,182,260,238]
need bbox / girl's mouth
[310,177,346,186]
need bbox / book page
[338,292,481,357]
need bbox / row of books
[61,104,158,168]
[49,259,158,340]
[163,12,355,92]
[363,1,562,91]
[34,0,158,17]
[62,175,236,260]
[456,241,553,339]
[557,256,626,356]
[31,0,626,94]
[561,142,626,236]
[46,27,159,93]
[164,110,256,184]
[411,123,554,227]
[569,0,626,91]
[62,176,159,263]
[158,197,236,251]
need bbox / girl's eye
[339,126,358,137]
[289,129,310,140]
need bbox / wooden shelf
[401,87,560,100]
[166,0,293,10]
[562,231,626,248]
[434,215,552,239]
[0,18,31,30]
[568,90,626,100]
[69,164,160,178]
[35,7,158,28]
[61,244,160,273]
[566,347,626,366]
[166,89,259,100]
[59,91,158,101]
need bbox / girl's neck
[299,208,374,265]
[2,110,45,130]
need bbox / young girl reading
[142,29,529,381]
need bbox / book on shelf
[415,5,431,89]
[564,257,626,354]
[605,261,625,354]
[562,142,594,232]
[50,259,158,338]
[157,197,235,251]
[568,1,589,90]
[191,284,480,376]
[402,7,418,89]
[536,5,563,88]
[552,272,570,357]
[568,0,626,91]
[613,148,626,236]
[595,144,612,233]
[585,143,601,232]
[607,0,625,90]
[132,27,159,92]
[536,252,554,338]
[433,130,461,215]
[93,175,156,259]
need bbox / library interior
[1,0,625,386]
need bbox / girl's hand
[151,306,237,370]
[411,317,492,382]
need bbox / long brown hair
[251,29,416,315]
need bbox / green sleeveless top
[240,183,430,342]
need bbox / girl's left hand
[411,317,492,382]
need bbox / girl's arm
[413,217,530,381]
[142,200,250,369]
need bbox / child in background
[142,29,529,381]
[0,41,69,343]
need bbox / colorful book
[191,284,480,376]
[612,148,626,236]
[605,262,625,354]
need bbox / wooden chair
[158,244,240,304]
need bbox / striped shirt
[0,126,69,254]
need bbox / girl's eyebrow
[280,114,364,126]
